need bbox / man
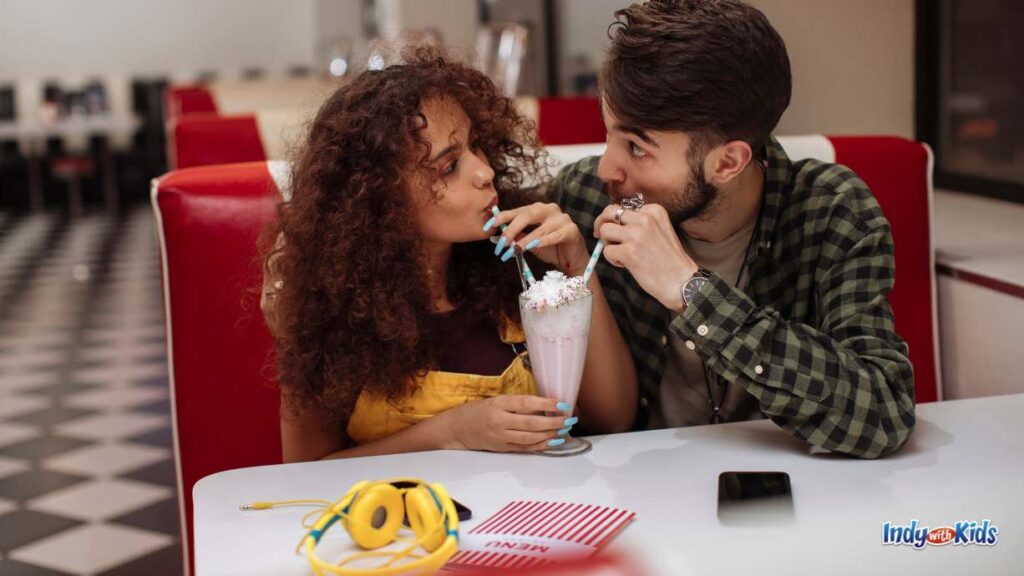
[548,0,915,458]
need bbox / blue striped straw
[582,239,604,284]
[493,206,536,286]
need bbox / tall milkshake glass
[518,287,594,456]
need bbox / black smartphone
[392,481,472,523]
[717,471,793,526]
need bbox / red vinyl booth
[153,162,283,575]
[169,113,266,169]
[535,97,606,146]
[165,85,218,120]
[152,136,939,573]
[166,91,609,169]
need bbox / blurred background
[0,1,1021,575]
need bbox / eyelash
[442,159,459,177]
[441,139,483,177]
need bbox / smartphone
[717,471,793,526]
[391,481,472,523]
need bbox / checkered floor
[0,208,183,575]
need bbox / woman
[261,48,636,462]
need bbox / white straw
[493,206,536,286]
[581,239,604,284]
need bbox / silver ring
[620,193,646,212]
[614,208,626,225]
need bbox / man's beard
[664,161,719,226]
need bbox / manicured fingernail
[500,246,515,262]
[483,217,496,232]
[563,417,578,427]
[492,205,500,216]
[557,427,571,436]
[548,438,566,447]
[494,236,506,255]
[556,402,570,411]
[525,239,541,251]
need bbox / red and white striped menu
[444,501,636,571]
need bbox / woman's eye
[628,142,647,159]
[442,159,459,177]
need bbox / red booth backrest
[169,113,265,170]
[536,97,606,145]
[829,136,939,403]
[166,96,611,169]
[153,162,283,575]
[165,86,218,120]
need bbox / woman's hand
[485,203,591,276]
[440,395,576,452]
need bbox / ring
[620,193,646,212]
[614,208,626,225]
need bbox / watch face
[683,276,709,304]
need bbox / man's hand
[594,203,699,311]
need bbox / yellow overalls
[346,319,538,445]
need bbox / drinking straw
[582,194,643,284]
[581,239,604,285]
[493,206,536,286]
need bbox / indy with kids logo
[882,519,1000,549]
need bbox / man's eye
[629,142,647,158]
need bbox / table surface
[194,394,1023,575]
[0,115,139,140]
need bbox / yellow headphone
[242,478,459,575]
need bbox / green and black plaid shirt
[548,137,915,459]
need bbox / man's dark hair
[600,0,792,157]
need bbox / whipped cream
[522,271,592,311]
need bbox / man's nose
[596,153,624,185]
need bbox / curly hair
[262,47,546,422]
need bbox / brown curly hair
[262,47,546,422]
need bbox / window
[917,0,1024,203]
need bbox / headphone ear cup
[346,483,404,549]
[405,485,446,552]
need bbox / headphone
[244,478,459,575]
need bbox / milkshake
[519,271,594,456]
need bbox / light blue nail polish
[501,246,515,262]
[557,427,571,436]
[556,402,570,412]
[563,417,579,427]
[494,236,506,255]
[548,438,566,447]
[525,239,541,251]
[483,217,496,232]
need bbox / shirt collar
[753,135,792,255]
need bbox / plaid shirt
[547,137,916,459]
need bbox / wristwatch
[680,267,713,310]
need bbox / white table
[194,394,1024,575]
[0,115,139,212]
[0,115,139,140]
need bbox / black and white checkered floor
[0,208,183,575]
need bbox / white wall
[0,0,317,79]
[315,0,367,64]
[756,0,914,138]
[0,0,319,122]
[556,0,915,138]
[376,0,479,57]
